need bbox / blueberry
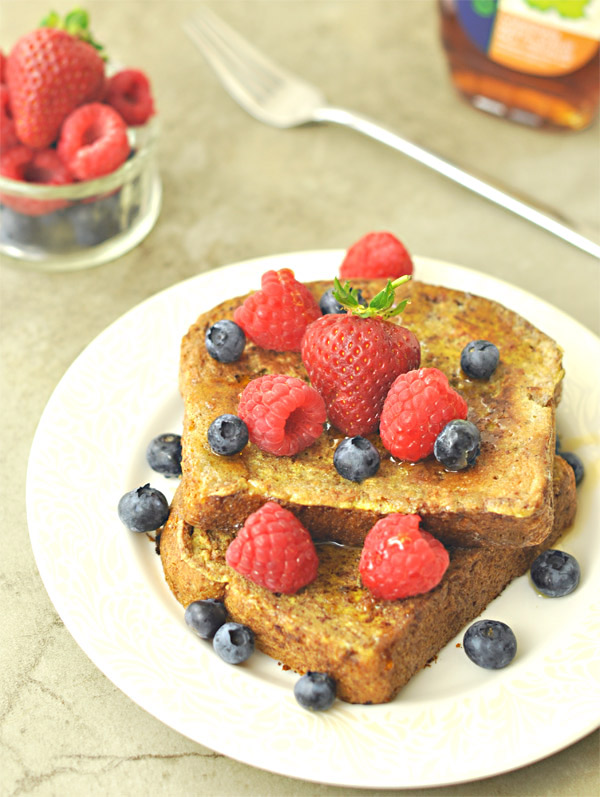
[434,419,481,471]
[67,194,121,246]
[294,672,337,711]
[185,599,228,639]
[460,340,500,380]
[530,549,580,597]
[118,484,169,532]
[205,320,246,363]
[146,433,182,478]
[0,206,42,246]
[207,414,248,456]
[127,201,141,225]
[213,622,255,664]
[37,208,73,251]
[463,619,517,669]
[319,288,367,315]
[333,436,380,482]
[319,289,343,314]
[559,451,584,486]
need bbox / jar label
[456,0,600,76]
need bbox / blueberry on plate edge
[559,451,584,486]
[463,619,517,670]
[530,549,580,597]
[146,432,182,477]
[185,599,228,639]
[118,484,169,532]
[213,622,255,664]
[294,671,337,711]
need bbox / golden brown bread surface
[179,279,564,548]
[161,457,576,704]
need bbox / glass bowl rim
[0,119,159,202]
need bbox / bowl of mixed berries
[0,8,160,271]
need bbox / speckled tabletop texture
[2,0,599,795]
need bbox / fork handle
[312,106,600,259]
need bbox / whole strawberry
[6,9,105,149]
[301,277,420,436]
[0,86,19,153]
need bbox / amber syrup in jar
[439,0,600,130]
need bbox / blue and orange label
[456,0,600,75]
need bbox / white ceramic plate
[27,252,600,790]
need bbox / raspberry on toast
[179,280,563,548]
[161,458,576,705]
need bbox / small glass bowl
[0,121,161,272]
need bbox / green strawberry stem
[332,275,412,319]
[40,7,106,56]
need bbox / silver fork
[184,7,600,259]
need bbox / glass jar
[439,0,600,130]
[0,121,161,271]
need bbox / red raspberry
[380,367,468,462]
[359,514,449,600]
[233,269,321,352]
[0,51,6,82]
[340,231,413,280]
[238,374,326,456]
[0,85,19,152]
[57,102,130,180]
[301,313,420,436]
[105,69,155,126]
[226,502,319,594]
[0,146,72,215]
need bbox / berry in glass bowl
[0,8,161,271]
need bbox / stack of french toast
[160,274,577,704]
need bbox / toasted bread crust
[161,457,576,704]
[179,280,564,548]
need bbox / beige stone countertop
[1,1,599,795]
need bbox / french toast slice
[161,457,576,705]
[179,279,564,548]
